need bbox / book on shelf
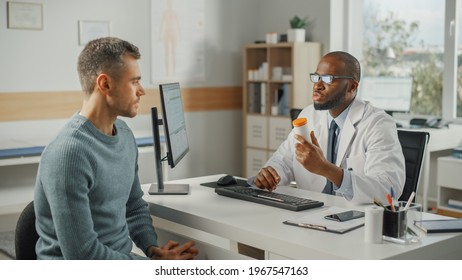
[247,83,261,114]
[282,84,291,116]
[448,199,462,210]
[260,83,266,114]
[247,82,267,114]
[247,83,254,113]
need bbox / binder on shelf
[448,199,462,210]
[414,219,462,233]
[247,83,254,113]
[260,83,266,114]
[247,83,262,113]
[282,84,291,116]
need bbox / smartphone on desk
[324,210,365,222]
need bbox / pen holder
[383,202,422,239]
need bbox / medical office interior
[1,0,462,260]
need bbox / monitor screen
[159,82,189,168]
[358,76,413,114]
[148,82,189,195]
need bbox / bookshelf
[242,42,321,177]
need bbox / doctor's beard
[313,84,348,110]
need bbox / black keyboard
[215,186,324,211]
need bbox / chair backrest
[15,201,39,260]
[290,108,303,126]
[397,130,430,202]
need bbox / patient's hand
[148,240,199,260]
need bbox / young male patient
[34,37,198,260]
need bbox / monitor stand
[148,183,189,195]
[149,106,189,195]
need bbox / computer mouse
[217,175,237,186]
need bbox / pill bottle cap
[292,118,307,127]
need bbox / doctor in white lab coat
[253,51,405,204]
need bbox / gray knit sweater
[34,113,158,259]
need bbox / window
[362,0,445,117]
[457,4,462,118]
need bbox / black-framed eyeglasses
[310,73,355,84]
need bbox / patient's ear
[96,73,111,94]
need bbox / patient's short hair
[77,37,140,94]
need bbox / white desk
[142,174,462,260]
[399,125,462,211]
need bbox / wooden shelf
[242,42,321,177]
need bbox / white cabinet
[245,148,270,179]
[246,115,268,149]
[268,116,292,150]
[437,156,462,217]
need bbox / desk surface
[398,125,462,151]
[142,174,462,259]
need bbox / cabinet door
[437,157,462,212]
[268,117,292,150]
[246,115,268,149]
[246,148,271,178]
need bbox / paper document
[283,206,365,234]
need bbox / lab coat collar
[335,97,366,165]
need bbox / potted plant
[288,15,310,42]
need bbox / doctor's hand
[295,132,343,186]
[254,166,280,192]
[147,240,199,260]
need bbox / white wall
[255,0,331,54]
[0,0,332,181]
[0,0,262,91]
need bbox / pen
[386,193,395,212]
[404,192,416,210]
[390,187,395,205]
[373,197,385,208]
[407,226,418,237]
[297,223,327,231]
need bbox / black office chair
[15,201,39,260]
[290,108,303,126]
[397,130,430,202]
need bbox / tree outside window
[362,1,445,116]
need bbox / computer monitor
[358,76,413,116]
[148,82,189,195]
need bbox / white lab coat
[265,97,405,204]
